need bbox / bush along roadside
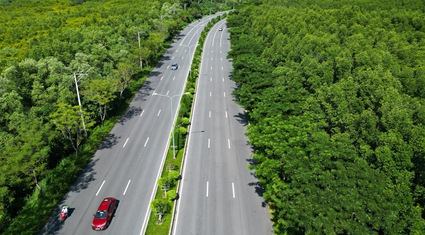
[146,14,226,235]
[2,32,176,235]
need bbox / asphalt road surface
[172,19,273,235]
[41,14,223,235]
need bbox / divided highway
[41,14,222,235]
[172,19,273,235]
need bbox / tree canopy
[0,0,232,232]
[228,0,425,233]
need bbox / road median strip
[145,14,227,235]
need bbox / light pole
[73,72,89,137]
[153,92,190,158]
[137,31,145,69]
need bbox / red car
[92,197,117,230]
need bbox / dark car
[171,63,179,70]
[92,197,117,231]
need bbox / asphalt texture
[172,19,273,235]
[40,14,222,235]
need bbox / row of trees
[0,0,236,232]
[228,0,425,234]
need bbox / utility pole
[73,72,89,138]
[137,31,144,69]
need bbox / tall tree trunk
[33,170,43,196]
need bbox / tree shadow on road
[99,133,119,149]
[40,209,65,235]
[118,106,143,125]
[149,70,162,78]
[175,33,185,41]
[246,156,268,208]
[248,180,268,208]
[233,111,249,126]
[136,80,155,101]
[69,158,98,193]
[40,205,77,235]
[40,159,98,234]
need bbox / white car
[171,63,179,70]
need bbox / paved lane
[173,19,273,235]
[41,14,223,235]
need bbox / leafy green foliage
[81,77,118,124]
[0,0,226,233]
[229,0,425,234]
[150,199,171,222]
[158,170,180,196]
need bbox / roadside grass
[146,149,183,235]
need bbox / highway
[172,19,273,235]
[41,14,222,235]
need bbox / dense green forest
[228,0,425,234]
[0,0,231,233]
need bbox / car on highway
[92,197,117,231]
[218,28,223,31]
[171,63,179,70]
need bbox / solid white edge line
[144,137,149,147]
[123,138,129,147]
[180,17,205,45]
[123,180,131,195]
[232,182,235,198]
[220,24,224,47]
[96,180,105,196]
[206,181,209,197]
[173,15,216,235]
